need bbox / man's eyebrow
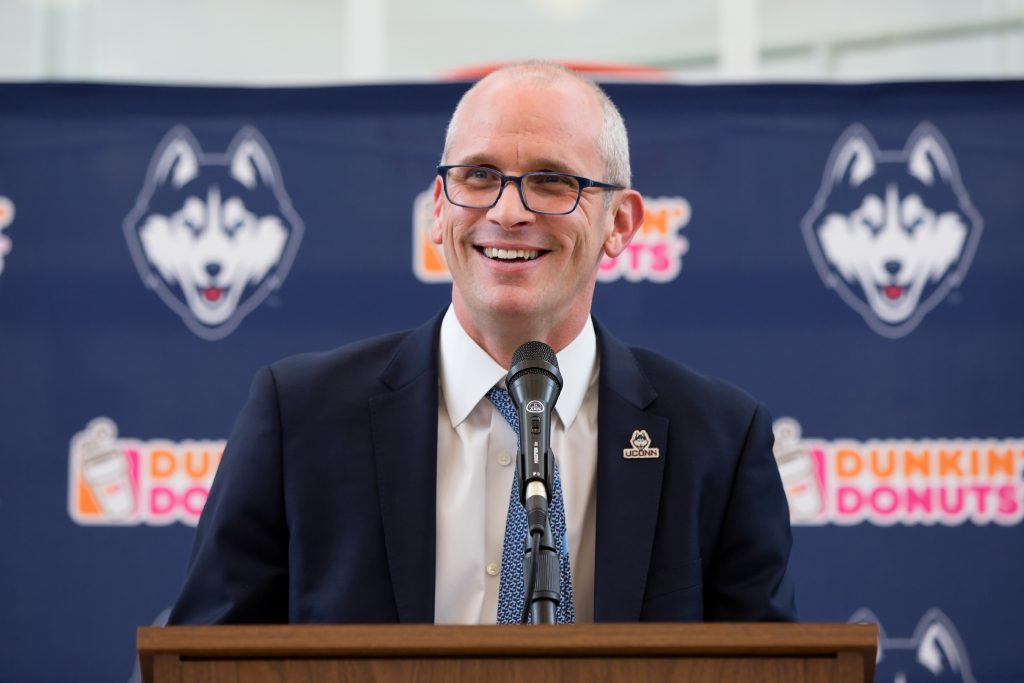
[452,154,497,168]
[528,158,577,174]
[452,155,578,175]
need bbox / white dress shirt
[434,305,599,624]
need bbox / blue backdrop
[0,81,1020,682]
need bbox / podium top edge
[138,622,878,658]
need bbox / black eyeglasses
[437,165,624,216]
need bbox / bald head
[441,62,632,188]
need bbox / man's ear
[431,176,445,245]
[603,190,644,258]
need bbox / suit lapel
[593,321,668,622]
[369,313,443,623]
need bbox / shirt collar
[438,305,598,430]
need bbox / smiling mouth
[480,247,545,262]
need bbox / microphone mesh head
[511,341,559,369]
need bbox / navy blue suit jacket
[168,313,796,624]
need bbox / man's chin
[478,295,543,320]
[455,285,546,320]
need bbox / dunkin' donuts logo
[773,418,1024,526]
[0,196,14,277]
[68,418,224,527]
[413,189,691,284]
[597,197,691,283]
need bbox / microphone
[506,341,562,624]
[506,340,562,527]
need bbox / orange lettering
[938,450,963,477]
[987,449,1015,477]
[870,450,895,477]
[150,450,176,478]
[836,449,863,478]
[642,208,669,236]
[904,449,930,477]
[185,450,212,478]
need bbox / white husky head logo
[124,126,303,340]
[802,123,982,338]
[851,608,976,683]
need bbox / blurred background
[1,0,1023,84]
[2,3,1023,682]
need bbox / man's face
[432,76,633,334]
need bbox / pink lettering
[997,486,1021,516]
[649,243,670,273]
[836,486,863,515]
[627,242,644,270]
[870,487,900,515]
[970,485,993,515]
[182,487,208,517]
[150,487,176,515]
[905,487,933,515]
[939,487,965,515]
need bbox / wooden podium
[138,623,877,682]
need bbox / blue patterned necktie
[488,386,575,624]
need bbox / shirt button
[486,563,500,576]
[497,452,512,467]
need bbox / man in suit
[168,62,796,625]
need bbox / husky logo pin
[624,429,660,459]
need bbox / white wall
[0,0,1022,83]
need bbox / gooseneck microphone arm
[506,341,563,625]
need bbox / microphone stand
[506,341,564,625]
[521,488,559,624]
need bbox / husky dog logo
[802,123,982,338]
[851,608,976,682]
[623,429,659,459]
[0,196,14,277]
[124,126,303,340]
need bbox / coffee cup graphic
[74,418,136,519]
[772,418,823,521]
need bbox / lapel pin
[623,429,660,459]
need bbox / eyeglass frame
[436,164,626,216]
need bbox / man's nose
[486,181,535,228]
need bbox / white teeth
[483,247,540,261]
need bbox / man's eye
[527,173,578,195]
[459,168,498,184]
[535,173,572,185]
